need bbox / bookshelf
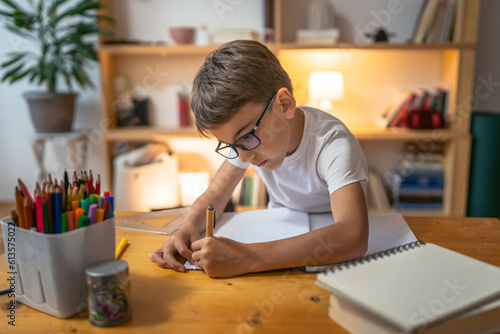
[97,0,481,216]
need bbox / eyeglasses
[215,94,276,159]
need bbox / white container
[113,144,179,211]
[1,217,115,318]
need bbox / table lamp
[308,71,344,112]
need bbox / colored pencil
[95,174,101,196]
[15,186,25,229]
[35,186,44,233]
[55,186,62,233]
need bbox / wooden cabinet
[97,0,481,216]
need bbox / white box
[1,217,115,318]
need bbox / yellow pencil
[206,205,214,237]
[116,238,128,258]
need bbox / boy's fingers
[162,252,187,272]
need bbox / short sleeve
[317,130,369,195]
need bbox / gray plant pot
[23,92,77,133]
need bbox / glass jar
[85,259,132,327]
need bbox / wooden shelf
[104,126,199,141]
[98,42,475,57]
[278,42,476,51]
[103,125,467,142]
[348,125,469,141]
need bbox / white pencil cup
[1,217,115,318]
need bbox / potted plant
[0,0,112,133]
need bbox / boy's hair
[191,40,293,137]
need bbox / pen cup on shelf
[1,217,115,318]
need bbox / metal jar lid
[85,259,129,286]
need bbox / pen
[0,288,12,296]
[206,205,214,237]
[116,238,128,258]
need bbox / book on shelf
[375,90,413,129]
[389,142,445,211]
[232,168,268,208]
[318,243,500,334]
[376,88,447,129]
[414,0,460,44]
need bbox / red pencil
[35,187,44,233]
[88,169,94,195]
[18,178,33,203]
[95,174,101,196]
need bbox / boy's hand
[149,225,201,272]
[191,237,253,278]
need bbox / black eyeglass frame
[215,93,277,159]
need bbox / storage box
[113,144,179,211]
[1,217,115,318]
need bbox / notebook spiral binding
[327,240,426,273]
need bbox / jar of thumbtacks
[85,259,132,327]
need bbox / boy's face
[209,97,292,171]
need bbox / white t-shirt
[228,107,368,213]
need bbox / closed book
[317,243,500,334]
[413,0,441,43]
[425,0,448,43]
[328,293,500,334]
[375,90,412,129]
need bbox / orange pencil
[10,210,18,227]
[66,210,75,231]
[103,200,110,220]
[74,208,84,225]
[67,184,73,210]
[23,196,34,230]
[15,187,26,229]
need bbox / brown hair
[191,40,293,136]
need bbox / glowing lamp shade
[309,71,344,111]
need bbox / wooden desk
[1,216,499,333]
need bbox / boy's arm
[191,181,368,277]
[149,160,247,270]
[184,160,247,233]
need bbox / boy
[149,40,369,277]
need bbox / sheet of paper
[185,207,309,270]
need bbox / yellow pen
[116,238,128,258]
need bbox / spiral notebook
[317,243,500,334]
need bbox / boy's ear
[276,87,296,119]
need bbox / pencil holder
[1,217,115,318]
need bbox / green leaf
[0,0,22,10]
[1,53,25,68]
[9,67,34,83]
[1,63,23,82]
[55,0,103,22]
[49,0,68,16]
[71,66,85,88]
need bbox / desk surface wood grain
[0,216,499,333]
